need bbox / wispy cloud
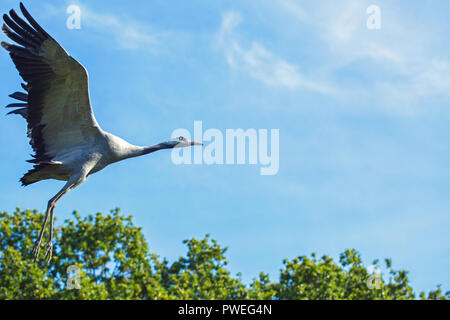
[41,1,169,53]
[217,11,333,93]
[81,7,168,52]
[277,0,450,113]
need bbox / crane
[1,3,203,264]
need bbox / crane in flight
[1,3,203,264]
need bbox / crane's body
[2,3,202,264]
[23,131,171,184]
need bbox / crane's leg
[44,206,56,264]
[32,172,87,264]
[32,182,72,263]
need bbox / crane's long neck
[106,133,176,162]
[123,143,173,160]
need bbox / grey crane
[2,3,203,264]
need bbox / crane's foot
[44,241,53,265]
[32,239,42,263]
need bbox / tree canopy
[0,208,448,300]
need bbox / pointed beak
[191,141,204,146]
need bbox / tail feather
[20,164,46,186]
[20,162,64,186]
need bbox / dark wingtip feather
[21,83,30,92]
[19,2,50,39]
[6,102,27,108]
[1,41,11,50]
[8,7,43,41]
[9,92,28,102]
[4,13,40,48]
[2,23,34,49]
[7,107,28,119]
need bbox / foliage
[0,209,448,300]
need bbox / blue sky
[1,0,449,295]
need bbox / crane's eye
[179,137,184,141]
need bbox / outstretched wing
[2,2,101,164]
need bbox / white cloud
[81,6,167,52]
[217,11,332,93]
[276,0,450,113]
[42,2,168,53]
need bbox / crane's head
[163,136,204,149]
